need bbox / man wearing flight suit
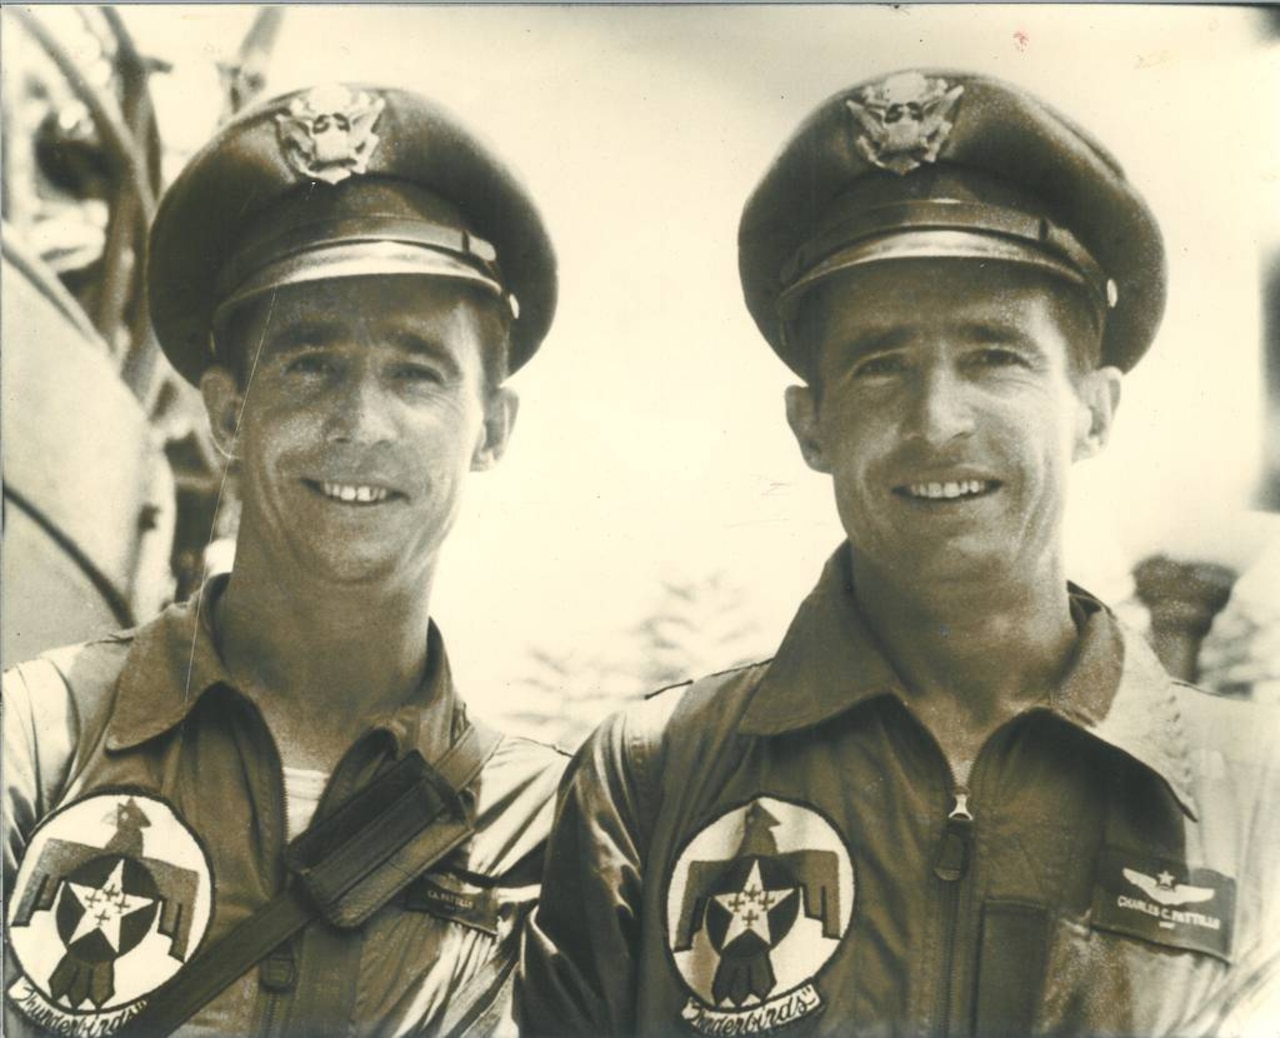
[5,84,565,1037]
[519,71,1280,1036]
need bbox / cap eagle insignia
[673,802,841,1008]
[277,85,386,185]
[9,798,202,1011]
[846,72,964,175]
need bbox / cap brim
[779,228,1101,319]
[215,240,508,317]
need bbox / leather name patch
[403,875,501,936]
[1090,847,1234,962]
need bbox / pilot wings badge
[6,792,214,1037]
[1123,868,1216,907]
[1091,847,1235,961]
[665,797,854,1034]
[276,84,386,185]
[846,72,964,175]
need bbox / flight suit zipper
[933,786,975,1038]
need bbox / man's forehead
[802,260,1095,331]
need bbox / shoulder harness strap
[120,720,504,1037]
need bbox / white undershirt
[282,766,329,840]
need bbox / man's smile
[303,479,402,506]
[893,478,1002,502]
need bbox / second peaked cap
[739,70,1166,374]
[149,84,556,385]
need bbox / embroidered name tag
[403,875,500,936]
[1090,847,1234,962]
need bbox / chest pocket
[973,750,1236,1037]
[1047,847,1234,1033]
[972,901,1055,1036]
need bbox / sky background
[92,5,1280,722]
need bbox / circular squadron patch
[6,792,213,1036]
[665,797,854,1034]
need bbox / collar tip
[104,730,132,752]
[105,720,169,752]
[735,718,772,737]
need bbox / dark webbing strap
[120,722,502,1037]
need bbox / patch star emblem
[6,793,213,1036]
[846,72,964,175]
[63,859,158,953]
[276,84,386,184]
[713,860,798,947]
[666,797,854,1034]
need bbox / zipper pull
[933,788,974,882]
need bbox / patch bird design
[11,798,202,1010]
[674,803,840,1007]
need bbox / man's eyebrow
[957,321,1032,344]
[261,322,342,354]
[386,330,464,375]
[839,326,916,357]
[955,321,1053,355]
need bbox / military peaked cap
[149,84,556,385]
[739,70,1166,374]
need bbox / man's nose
[904,364,975,446]
[324,368,397,445]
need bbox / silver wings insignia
[1123,867,1216,907]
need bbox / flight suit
[520,549,1280,1037]
[5,577,566,1037]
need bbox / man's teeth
[321,482,389,504]
[906,480,990,500]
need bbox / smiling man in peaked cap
[5,83,565,1037]
[520,70,1280,1036]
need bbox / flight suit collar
[740,546,1199,818]
[106,575,464,763]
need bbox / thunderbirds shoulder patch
[6,792,214,1036]
[664,797,854,1034]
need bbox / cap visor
[217,240,505,314]
[780,229,1094,314]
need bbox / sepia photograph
[3,5,1279,1036]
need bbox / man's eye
[972,347,1030,369]
[395,364,444,384]
[284,354,335,376]
[853,354,910,378]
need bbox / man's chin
[860,536,1019,586]
[293,547,416,589]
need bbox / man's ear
[201,366,244,460]
[785,384,832,473]
[471,387,519,471]
[1073,365,1122,460]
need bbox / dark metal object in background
[1133,555,1238,685]
[1,8,229,662]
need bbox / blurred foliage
[505,571,767,750]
